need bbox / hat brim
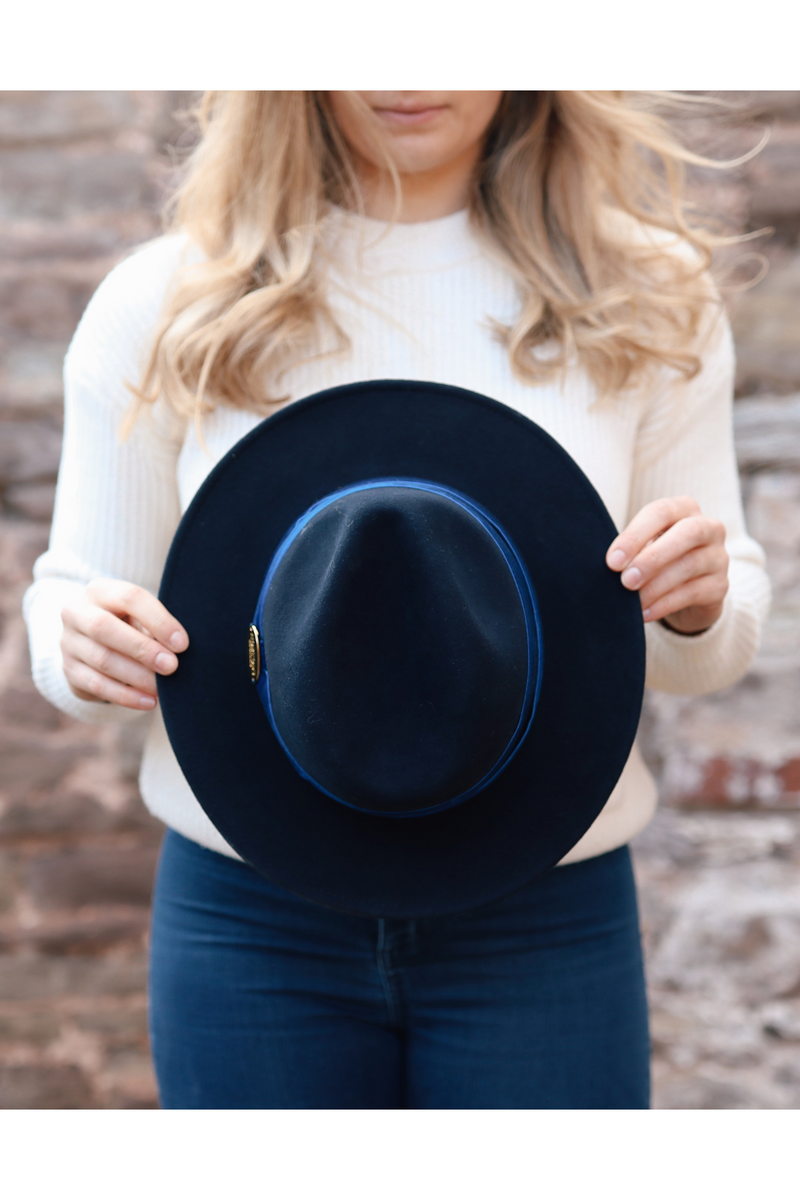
[158,381,645,917]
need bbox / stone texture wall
[0,92,191,1108]
[626,94,800,1108]
[0,91,799,1107]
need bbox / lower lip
[373,107,446,127]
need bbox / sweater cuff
[644,589,760,696]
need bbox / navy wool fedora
[158,380,645,918]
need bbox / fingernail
[621,567,642,588]
[139,695,156,709]
[170,632,188,652]
[642,608,651,620]
[607,549,626,570]
[155,652,178,672]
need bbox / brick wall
[0,91,799,1108]
[0,92,192,1107]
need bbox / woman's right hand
[61,579,189,710]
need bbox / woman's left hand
[605,496,729,634]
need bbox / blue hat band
[251,478,543,818]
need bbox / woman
[24,92,770,1108]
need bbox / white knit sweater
[23,208,771,865]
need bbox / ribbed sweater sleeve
[22,237,188,726]
[630,307,770,695]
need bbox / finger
[64,604,180,676]
[635,544,728,609]
[606,497,701,571]
[62,629,158,694]
[619,516,725,591]
[85,579,189,652]
[63,658,157,710]
[640,575,728,624]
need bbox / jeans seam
[376,919,402,1028]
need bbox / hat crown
[256,481,540,816]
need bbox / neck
[353,146,479,223]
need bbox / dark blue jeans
[149,830,650,1108]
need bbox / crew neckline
[331,203,469,230]
[326,204,479,271]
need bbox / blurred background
[0,91,799,1108]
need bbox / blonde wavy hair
[130,90,754,425]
